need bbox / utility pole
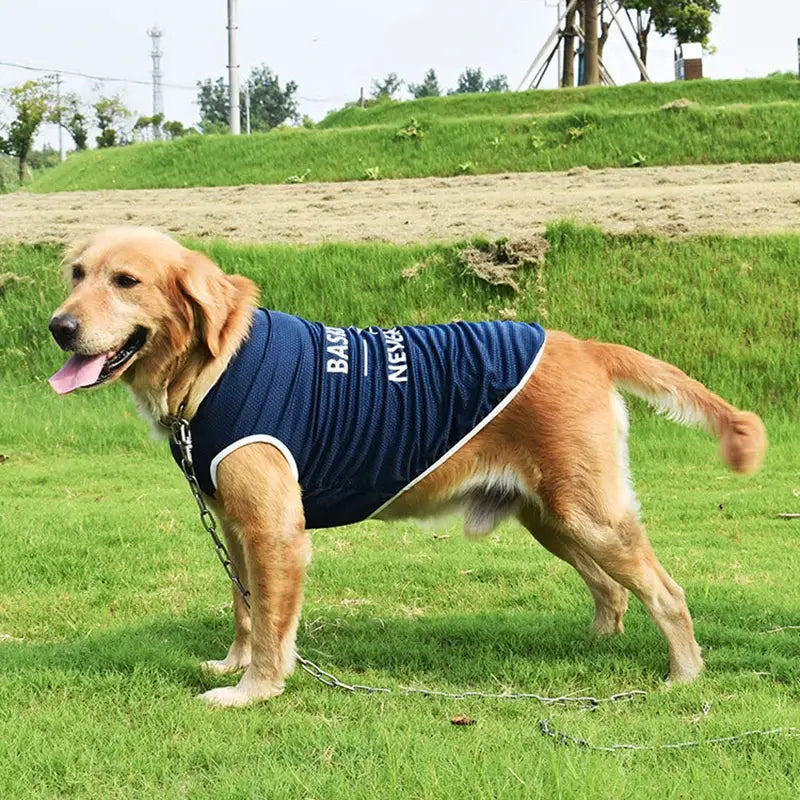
[147,26,164,139]
[53,72,65,161]
[227,0,241,135]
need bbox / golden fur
[50,227,767,706]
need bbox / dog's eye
[114,274,140,288]
[72,265,84,281]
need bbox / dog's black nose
[49,313,80,350]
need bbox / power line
[0,59,196,90]
[0,58,347,107]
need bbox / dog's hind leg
[556,508,702,684]
[201,503,252,675]
[517,503,628,635]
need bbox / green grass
[319,74,800,129]
[2,226,800,797]
[2,432,800,799]
[31,93,800,192]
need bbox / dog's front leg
[197,442,310,707]
[201,502,252,675]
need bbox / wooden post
[360,87,366,109]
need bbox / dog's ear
[176,249,258,358]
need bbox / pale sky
[1,1,798,149]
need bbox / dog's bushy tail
[588,340,767,475]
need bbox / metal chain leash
[539,718,800,752]
[166,408,799,749]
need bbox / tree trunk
[636,11,651,81]
[581,0,600,86]
[17,145,28,185]
[561,6,577,88]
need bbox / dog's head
[48,227,258,396]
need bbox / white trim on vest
[366,332,548,520]
[210,435,300,489]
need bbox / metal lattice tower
[147,27,164,118]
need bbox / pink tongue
[49,353,107,395]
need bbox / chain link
[539,718,800,752]
[167,408,799,749]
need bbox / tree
[197,77,228,131]
[94,95,132,148]
[621,1,720,70]
[246,65,299,131]
[485,74,510,93]
[196,65,299,132]
[451,68,509,95]
[61,94,89,150]
[0,79,54,183]
[371,72,403,100]
[49,91,89,151]
[163,120,193,139]
[408,69,441,98]
[455,67,485,94]
[133,112,165,142]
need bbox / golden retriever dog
[48,227,766,706]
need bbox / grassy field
[2,226,800,797]
[319,74,800,128]
[30,78,800,192]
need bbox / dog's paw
[197,681,284,707]
[201,656,250,676]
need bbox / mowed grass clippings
[32,97,800,192]
[1,226,800,797]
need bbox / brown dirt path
[1,162,798,245]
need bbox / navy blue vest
[170,310,546,529]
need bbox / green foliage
[162,119,193,139]
[196,76,228,132]
[54,92,89,150]
[0,79,54,183]
[371,72,403,100]
[621,0,721,65]
[94,95,132,148]
[197,65,299,132]
[408,68,441,99]
[485,74,510,93]
[454,66,485,94]
[394,118,424,141]
[26,144,60,170]
[452,67,510,95]
[652,0,720,44]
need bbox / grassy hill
[319,74,800,128]
[30,75,800,193]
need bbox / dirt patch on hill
[0,162,798,245]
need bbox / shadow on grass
[4,596,799,693]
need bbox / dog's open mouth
[49,326,148,395]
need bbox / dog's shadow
[5,597,798,692]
